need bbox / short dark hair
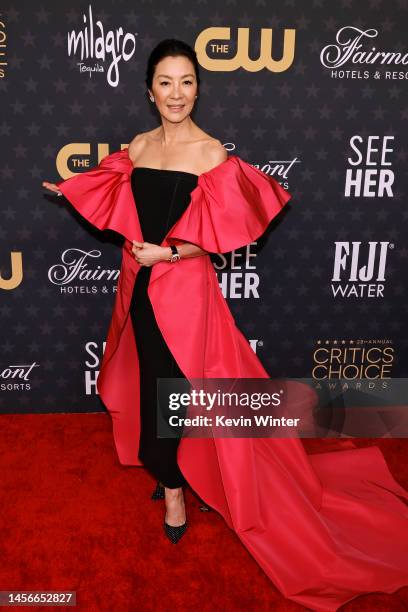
[145,39,200,92]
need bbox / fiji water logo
[331,241,393,298]
[67,4,137,87]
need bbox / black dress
[129,167,198,489]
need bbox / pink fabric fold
[166,154,291,253]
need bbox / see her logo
[345,135,394,197]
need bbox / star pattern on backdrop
[0,1,407,410]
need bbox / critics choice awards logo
[312,339,394,383]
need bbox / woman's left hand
[132,241,170,267]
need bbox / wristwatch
[169,245,181,263]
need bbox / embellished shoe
[163,520,188,543]
[151,481,165,500]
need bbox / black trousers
[130,266,187,489]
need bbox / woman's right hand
[42,181,62,196]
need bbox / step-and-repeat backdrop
[1,2,407,415]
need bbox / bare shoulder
[127,133,143,163]
[201,138,228,172]
[128,128,159,162]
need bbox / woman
[114,44,227,539]
[43,39,408,610]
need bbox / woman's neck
[157,117,196,146]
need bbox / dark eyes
[160,80,193,85]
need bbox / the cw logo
[0,252,23,289]
[195,27,296,72]
[56,143,127,179]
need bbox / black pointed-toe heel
[163,520,188,544]
[151,481,165,500]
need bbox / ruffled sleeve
[166,155,291,253]
[55,149,140,243]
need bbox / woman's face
[149,55,198,122]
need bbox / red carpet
[0,413,407,612]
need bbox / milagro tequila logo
[67,4,137,87]
[48,248,119,294]
[345,135,394,198]
[320,26,408,80]
[331,241,392,298]
[0,361,39,391]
